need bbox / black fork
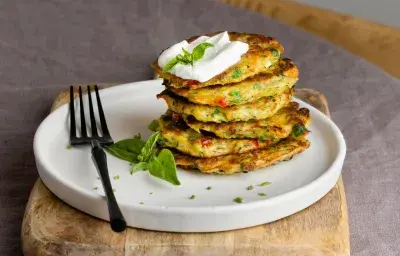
[69,85,126,232]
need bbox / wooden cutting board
[21,85,350,256]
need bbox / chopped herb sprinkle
[139,202,144,204]
[92,186,98,190]
[258,193,267,197]
[269,48,279,58]
[189,195,196,200]
[112,188,116,193]
[113,175,120,180]
[233,197,243,203]
[149,192,153,195]
[206,186,212,190]
[246,185,254,190]
[259,181,271,186]
[66,145,72,150]
[292,124,306,137]
[253,83,262,90]
[232,67,242,79]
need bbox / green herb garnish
[292,124,306,137]
[246,185,254,190]
[258,193,267,197]
[189,195,196,200]
[211,107,220,118]
[206,186,212,190]
[163,42,214,72]
[139,202,144,204]
[66,144,72,150]
[148,119,159,132]
[269,48,279,58]
[188,130,202,141]
[112,189,116,193]
[92,186,98,190]
[233,197,243,203]
[228,89,243,104]
[259,181,271,187]
[232,67,242,79]
[149,192,153,195]
[259,136,268,141]
[228,90,240,97]
[113,175,120,180]
[106,136,145,163]
[106,131,181,186]
[253,83,262,90]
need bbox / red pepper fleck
[217,98,229,108]
[187,80,200,87]
[201,138,213,146]
[253,140,259,148]
[171,112,180,122]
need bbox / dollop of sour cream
[157,31,249,82]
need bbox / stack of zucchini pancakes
[152,32,311,174]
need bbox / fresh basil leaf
[176,54,191,65]
[163,56,180,72]
[147,119,159,132]
[137,131,160,162]
[182,48,193,65]
[106,137,145,163]
[106,146,138,162]
[192,42,213,62]
[130,162,148,174]
[148,149,180,185]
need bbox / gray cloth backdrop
[1,0,399,255]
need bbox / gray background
[293,0,400,27]
[1,0,399,255]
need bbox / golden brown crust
[157,89,293,123]
[173,137,310,174]
[167,58,298,107]
[152,32,284,89]
[186,102,311,139]
[158,115,277,158]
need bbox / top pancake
[152,32,284,89]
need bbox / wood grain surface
[22,85,350,256]
[220,0,400,79]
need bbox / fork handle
[91,142,127,232]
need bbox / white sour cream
[157,31,249,82]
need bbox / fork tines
[69,85,113,146]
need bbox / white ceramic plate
[33,80,346,232]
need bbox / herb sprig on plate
[105,131,180,186]
[163,42,214,72]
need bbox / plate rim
[33,80,346,215]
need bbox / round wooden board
[22,85,350,256]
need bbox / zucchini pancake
[151,31,312,174]
[185,102,311,140]
[157,89,293,123]
[167,58,299,107]
[157,112,278,158]
[153,32,284,89]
